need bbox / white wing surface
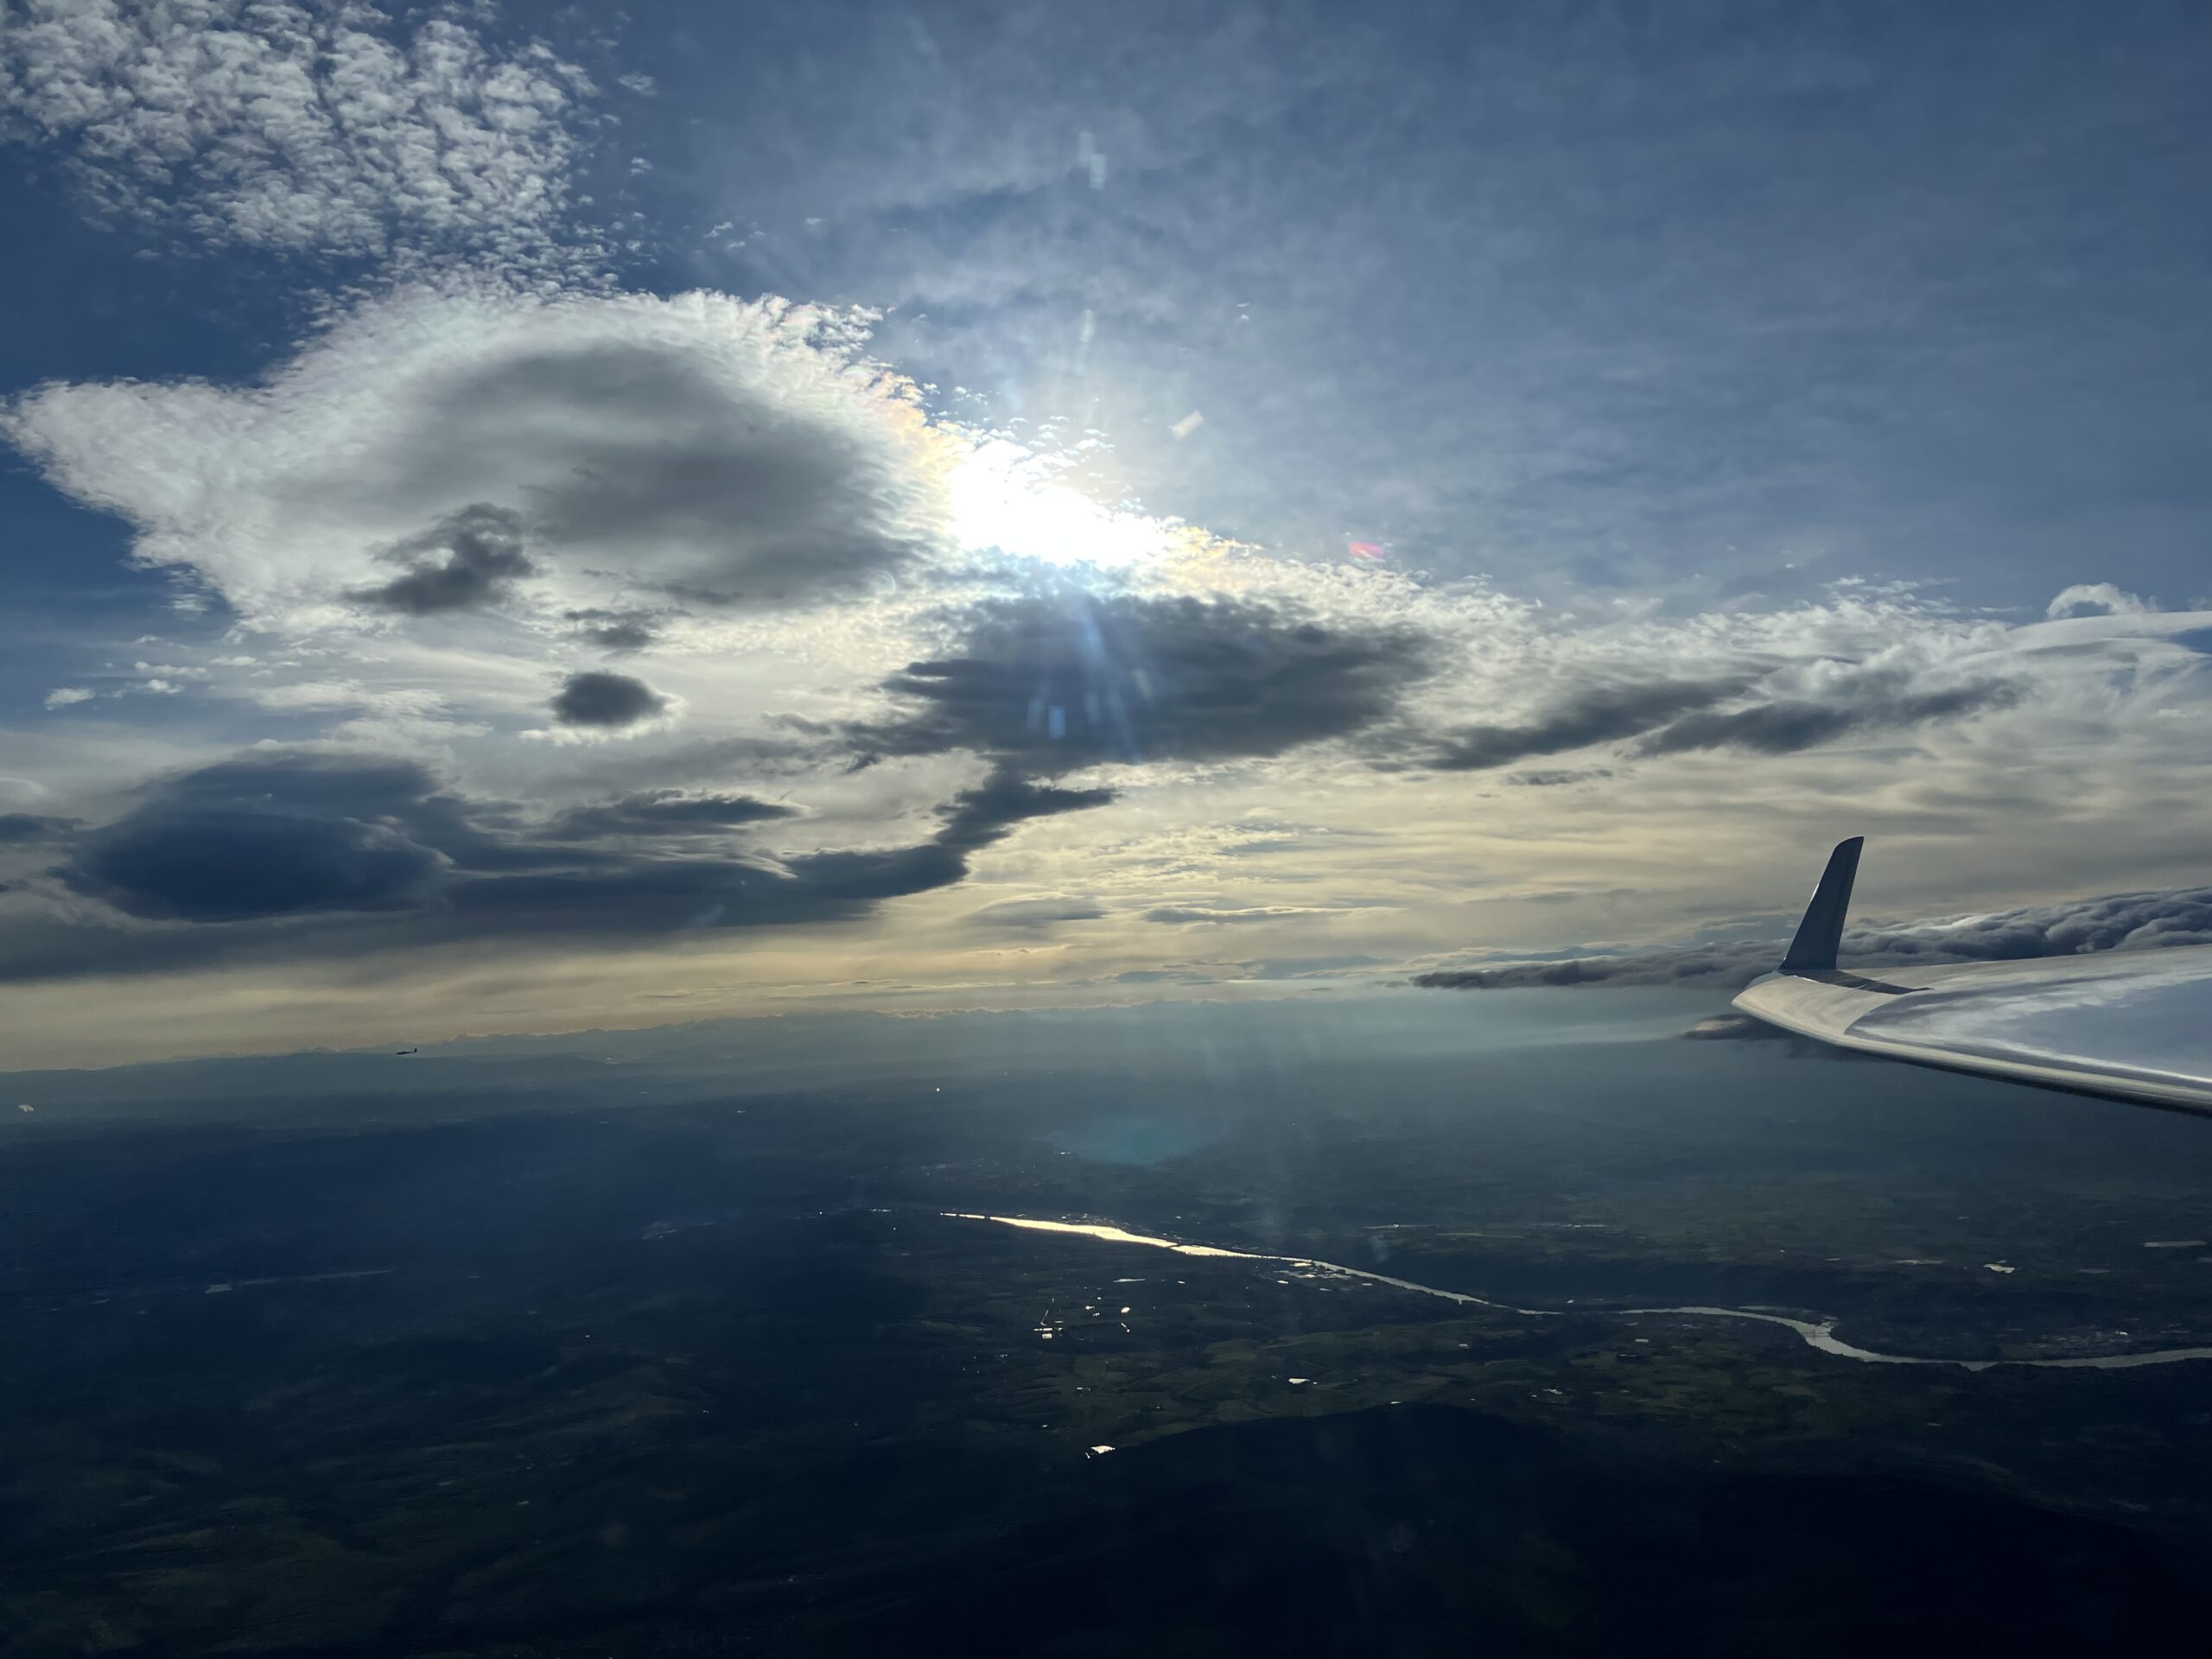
[1732,842,2212,1113]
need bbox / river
[943,1211,2212,1372]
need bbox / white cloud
[42,687,93,708]
[0,0,601,277]
[4,269,2212,1062]
[2,286,960,631]
[2048,582,2152,620]
[522,705,689,747]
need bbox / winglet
[1779,836,1864,973]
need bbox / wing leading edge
[1731,840,2212,1114]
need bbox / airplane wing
[1732,838,2212,1114]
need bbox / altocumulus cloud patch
[0,286,958,629]
[0,0,607,280]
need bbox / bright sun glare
[948,437,1182,569]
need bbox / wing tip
[1778,836,1865,973]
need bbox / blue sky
[3,0,2209,1064]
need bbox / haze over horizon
[5,0,2212,1066]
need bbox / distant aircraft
[1732,838,2212,1114]
[395,1047,419,1057]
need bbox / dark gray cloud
[1417,669,2023,772]
[0,813,78,843]
[563,609,662,653]
[11,751,1117,981]
[547,791,796,840]
[937,769,1120,851]
[861,591,1433,774]
[1417,885,2212,993]
[967,896,1107,930]
[1632,676,2022,757]
[61,757,450,923]
[349,504,534,616]
[1142,906,1329,925]
[550,671,669,730]
[403,337,941,608]
[1421,678,1748,772]
[1507,767,1614,787]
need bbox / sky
[2,0,2210,1067]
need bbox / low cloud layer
[1417,886,2212,993]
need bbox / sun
[948,436,1182,570]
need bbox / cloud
[42,687,93,708]
[861,589,1433,774]
[564,609,661,653]
[1141,905,1348,925]
[1416,884,2212,992]
[0,0,601,277]
[934,768,1119,850]
[2049,583,2153,620]
[1412,659,2025,772]
[1630,674,2022,757]
[60,755,450,922]
[0,813,76,843]
[548,790,796,840]
[349,504,535,615]
[1,287,957,631]
[549,671,671,732]
[9,748,1119,981]
[966,896,1107,930]
[1420,677,1750,771]
[1507,767,1614,786]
